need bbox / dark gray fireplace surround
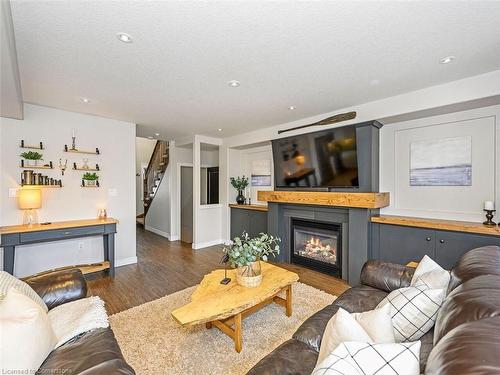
[268,203,377,285]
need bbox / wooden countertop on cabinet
[371,215,500,236]
[228,204,269,212]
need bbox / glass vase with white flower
[222,232,280,287]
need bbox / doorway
[180,166,193,243]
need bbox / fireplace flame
[298,234,337,265]
[308,237,326,248]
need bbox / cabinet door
[379,224,435,265]
[230,209,249,239]
[249,211,268,237]
[435,230,500,269]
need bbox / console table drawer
[20,225,104,243]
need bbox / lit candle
[484,201,495,211]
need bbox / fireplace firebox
[290,218,342,277]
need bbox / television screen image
[272,125,359,188]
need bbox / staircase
[140,140,169,225]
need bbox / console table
[0,218,118,276]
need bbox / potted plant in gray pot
[230,176,249,205]
[222,232,280,287]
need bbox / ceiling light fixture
[147,136,154,139]
[79,97,90,104]
[217,128,223,132]
[155,133,160,137]
[227,80,240,87]
[288,106,296,110]
[117,32,133,43]
[440,56,455,64]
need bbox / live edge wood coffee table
[171,262,299,353]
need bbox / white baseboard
[192,239,223,250]
[116,256,138,267]
[145,225,170,239]
[169,234,180,241]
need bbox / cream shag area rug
[110,282,335,375]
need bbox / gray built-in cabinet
[230,207,268,239]
[371,223,500,269]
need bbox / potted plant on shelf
[20,151,43,167]
[222,232,280,287]
[230,176,249,205]
[82,172,99,187]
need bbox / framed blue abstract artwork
[410,136,472,186]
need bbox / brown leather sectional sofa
[24,269,135,375]
[248,245,500,374]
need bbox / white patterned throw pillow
[0,271,47,312]
[312,341,421,375]
[316,305,395,365]
[377,281,445,342]
[410,255,450,291]
[0,288,57,374]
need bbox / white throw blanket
[48,296,109,348]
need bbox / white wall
[223,70,500,148]
[145,142,195,241]
[220,71,500,240]
[193,135,223,249]
[380,105,500,222]
[225,144,273,205]
[201,149,219,167]
[168,143,193,241]
[145,163,171,238]
[0,0,24,120]
[0,104,136,277]
[135,137,156,215]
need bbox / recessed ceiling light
[155,133,160,137]
[117,32,133,43]
[147,136,154,139]
[440,56,455,64]
[79,97,90,103]
[227,80,240,87]
[217,128,223,132]
[288,106,296,110]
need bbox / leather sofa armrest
[23,268,87,310]
[360,260,414,293]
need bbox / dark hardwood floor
[87,226,349,315]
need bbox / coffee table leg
[286,285,292,317]
[206,322,213,329]
[234,313,242,353]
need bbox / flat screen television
[272,125,359,189]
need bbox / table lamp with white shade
[18,188,42,225]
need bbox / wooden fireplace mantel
[257,191,390,209]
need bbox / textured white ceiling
[9,1,500,139]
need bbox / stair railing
[143,140,169,216]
